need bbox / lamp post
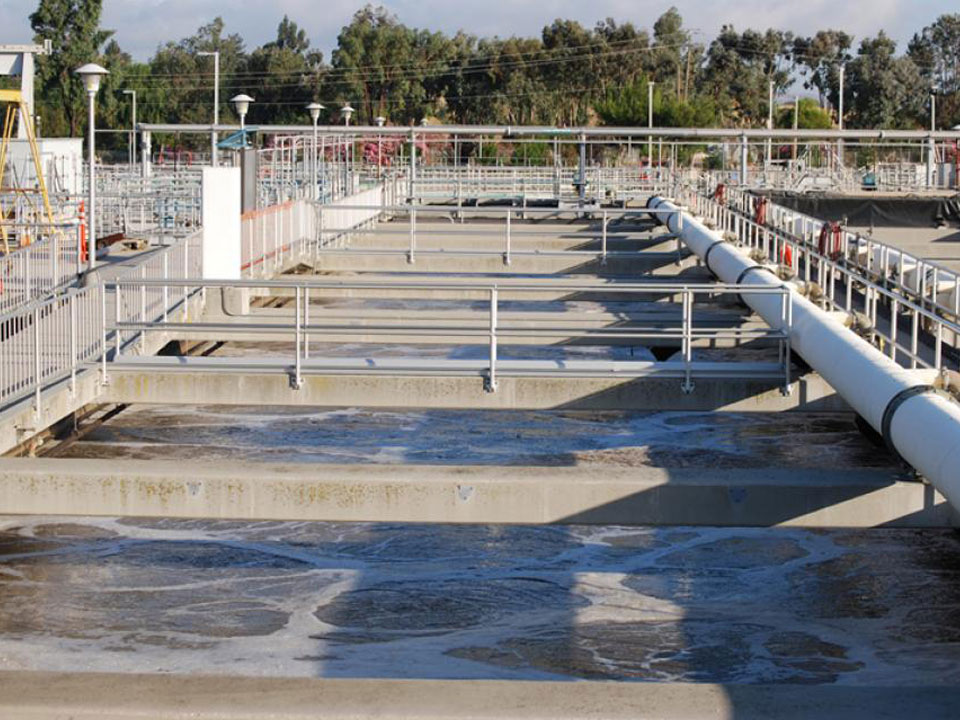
[306,102,324,200]
[231,94,254,145]
[74,63,109,274]
[340,105,355,195]
[122,89,136,171]
[198,51,220,166]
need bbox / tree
[146,17,247,127]
[701,27,794,126]
[908,14,960,128]
[594,76,716,127]
[30,0,113,137]
[775,97,832,129]
[846,33,926,128]
[247,17,323,125]
[793,30,853,111]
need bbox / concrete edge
[0,460,952,527]
[0,671,957,720]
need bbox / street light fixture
[374,116,386,127]
[198,51,220,166]
[340,104,355,126]
[306,102,325,200]
[231,94,254,147]
[122,89,137,171]
[74,62,109,274]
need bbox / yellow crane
[0,88,55,253]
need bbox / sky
[0,0,955,61]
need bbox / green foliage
[775,98,833,129]
[908,14,960,128]
[30,0,113,136]
[594,77,717,127]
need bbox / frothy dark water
[1,518,958,684]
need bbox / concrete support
[201,167,241,280]
[100,367,844,412]
[0,460,950,528]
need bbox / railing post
[486,285,498,393]
[304,287,310,359]
[100,284,108,385]
[292,285,303,389]
[115,283,122,359]
[601,210,608,266]
[504,209,512,266]
[140,266,147,352]
[33,305,41,415]
[69,292,77,395]
[681,288,694,394]
[162,253,169,323]
[408,206,416,264]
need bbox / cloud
[0,0,952,61]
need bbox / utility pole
[198,51,220,166]
[122,89,136,171]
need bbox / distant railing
[0,224,83,315]
[242,178,406,279]
[102,276,793,394]
[680,185,960,372]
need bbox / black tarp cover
[753,191,960,228]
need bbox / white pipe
[649,196,960,510]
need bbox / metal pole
[577,133,586,206]
[766,80,774,167]
[211,53,220,167]
[647,81,655,169]
[792,96,799,162]
[87,89,96,273]
[131,91,137,173]
[740,135,748,185]
[312,116,318,201]
[837,67,845,167]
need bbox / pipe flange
[703,240,726,276]
[734,265,777,305]
[880,385,937,463]
[735,265,776,285]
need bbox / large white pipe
[649,196,960,510]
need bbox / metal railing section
[0,286,103,411]
[0,223,83,314]
[679,185,960,373]
[310,202,683,266]
[102,277,793,395]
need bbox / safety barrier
[103,277,793,394]
[680,185,960,372]
[0,225,83,315]
[0,286,102,410]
